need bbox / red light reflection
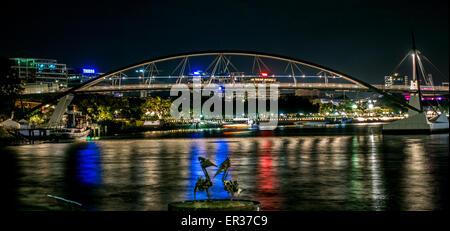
[256,140,280,210]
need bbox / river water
[2,124,448,211]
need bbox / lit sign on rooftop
[83,68,96,74]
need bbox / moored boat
[52,127,91,140]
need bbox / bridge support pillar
[47,94,74,128]
[140,90,149,98]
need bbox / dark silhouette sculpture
[214,157,243,201]
[194,157,216,201]
[193,156,244,202]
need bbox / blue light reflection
[187,140,231,200]
[76,142,102,186]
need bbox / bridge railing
[74,82,448,92]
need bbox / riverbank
[0,127,15,145]
[2,120,390,145]
[0,127,34,146]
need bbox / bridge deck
[71,83,448,94]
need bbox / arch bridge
[28,50,442,124]
[72,50,446,94]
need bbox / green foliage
[376,93,406,112]
[28,110,52,125]
[97,105,114,121]
[318,102,333,115]
[29,114,45,124]
[337,98,353,112]
[141,96,172,120]
[73,95,172,123]
[119,98,144,120]
[441,100,449,114]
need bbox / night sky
[1,0,448,84]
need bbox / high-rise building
[10,58,68,83]
[384,74,409,88]
[67,68,101,87]
[9,58,68,94]
[384,76,392,88]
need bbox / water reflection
[76,142,102,186]
[256,140,281,210]
[4,126,449,211]
[1,147,19,210]
[212,140,231,199]
[187,140,233,201]
[403,138,433,210]
[368,134,385,210]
